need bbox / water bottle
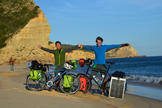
[93,75,99,84]
[93,72,101,85]
[102,74,105,79]
[58,72,61,76]
[99,74,103,85]
[93,75,97,81]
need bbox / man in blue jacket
[78,36,129,95]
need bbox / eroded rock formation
[0,11,53,64]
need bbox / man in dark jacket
[38,41,77,69]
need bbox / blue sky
[34,0,162,56]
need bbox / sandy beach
[0,65,162,108]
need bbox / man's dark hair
[55,41,61,45]
[96,36,103,43]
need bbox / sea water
[106,56,162,85]
[106,56,162,101]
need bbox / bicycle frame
[85,62,113,89]
[45,68,66,84]
[45,68,79,85]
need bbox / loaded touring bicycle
[25,60,80,95]
[77,58,127,97]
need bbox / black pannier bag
[111,71,126,78]
[30,60,43,70]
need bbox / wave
[126,75,162,85]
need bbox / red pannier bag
[80,77,87,91]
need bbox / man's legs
[91,64,107,95]
[10,65,14,71]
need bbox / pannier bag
[111,71,126,78]
[79,77,87,91]
[63,75,74,88]
[30,70,42,80]
[31,60,43,70]
[71,60,77,69]
[79,59,85,67]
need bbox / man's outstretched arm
[105,43,130,51]
[62,45,79,53]
[38,45,55,54]
[78,44,95,51]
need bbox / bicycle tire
[59,74,80,95]
[25,74,47,91]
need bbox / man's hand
[122,43,130,47]
[77,44,83,49]
[38,45,42,49]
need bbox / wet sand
[128,80,162,89]
[0,65,162,108]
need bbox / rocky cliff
[0,11,53,64]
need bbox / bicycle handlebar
[85,59,115,65]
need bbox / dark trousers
[91,64,107,93]
[91,64,107,76]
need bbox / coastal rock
[0,11,53,64]
[106,46,138,58]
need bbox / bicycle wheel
[25,73,47,91]
[59,74,80,95]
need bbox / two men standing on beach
[38,36,129,69]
